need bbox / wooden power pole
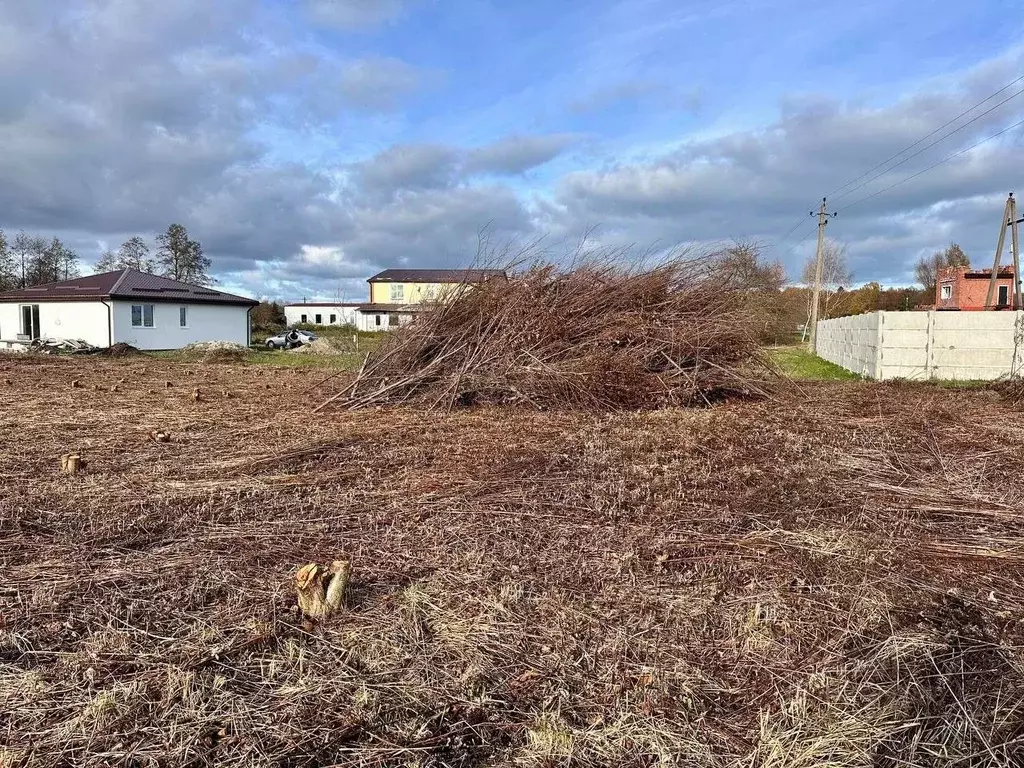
[808,197,837,353]
[985,193,1024,309]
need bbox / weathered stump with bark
[295,560,351,621]
[61,454,86,475]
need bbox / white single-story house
[284,301,421,332]
[0,269,258,351]
[283,303,361,328]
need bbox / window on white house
[390,283,404,302]
[20,304,40,339]
[330,314,337,324]
[941,285,952,300]
[300,314,307,323]
[179,307,188,327]
[374,314,382,327]
[131,304,154,327]
[998,285,1010,305]
[315,313,322,324]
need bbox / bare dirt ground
[2,356,1024,767]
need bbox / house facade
[287,269,507,331]
[935,266,1018,310]
[283,303,361,328]
[0,269,257,350]
[358,269,506,330]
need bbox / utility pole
[1011,194,1022,309]
[808,197,837,353]
[985,193,1023,309]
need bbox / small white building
[286,269,507,332]
[0,269,258,351]
[283,303,361,328]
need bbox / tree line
[0,223,212,291]
[719,240,971,344]
[0,231,81,290]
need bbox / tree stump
[295,560,351,621]
[61,454,86,475]
[149,429,171,443]
[71,379,81,389]
[191,388,201,402]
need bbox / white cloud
[304,0,414,30]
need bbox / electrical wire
[831,84,1024,204]
[826,73,1024,199]
[840,115,1024,213]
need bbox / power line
[840,115,1024,212]
[826,73,1024,200]
[831,84,1024,204]
[768,213,814,251]
[770,74,1024,259]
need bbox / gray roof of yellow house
[367,269,507,283]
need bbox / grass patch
[767,345,862,381]
[147,349,366,370]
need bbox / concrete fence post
[925,310,935,380]
[875,311,884,380]
[1013,311,1024,378]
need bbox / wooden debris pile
[327,256,769,411]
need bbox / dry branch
[328,255,771,411]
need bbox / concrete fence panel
[815,311,880,378]
[816,310,1024,380]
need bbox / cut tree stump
[192,388,201,402]
[61,454,86,475]
[149,429,171,443]
[295,560,351,621]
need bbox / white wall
[284,305,359,327]
[355,310,416,332]
[814,311,880,378]
[0,300,111,347]
[112,301,250,350]
[817,310,1024,380]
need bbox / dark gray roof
[0,269,257,306]
[356,303,427,312]
[286,302,363,308]
[368,269,507,283]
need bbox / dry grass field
[2,355,1024,767]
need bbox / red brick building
[935,266,1019,310]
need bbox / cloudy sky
[2,0,1023,301]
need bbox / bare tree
[156,223,211,284]
[915,242,970,293]
[801,240,853,339]
[0,228,15,291]
[95,249,119,273]
[716,241,786,292]
[95,236,155,273]
[11,232,47,288]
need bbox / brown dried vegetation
[333,257,771,412]
[2,356,1024,767]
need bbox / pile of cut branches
[332,255,769,411]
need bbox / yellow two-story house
[359,268,506,330]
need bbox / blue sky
[1,0,1023,300]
